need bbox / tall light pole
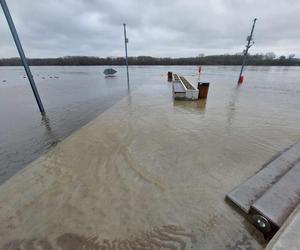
[238,18,258,84]
[123,23,130,89]
[1,0,45,114]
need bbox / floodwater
[0,66,134,184]
[1,65,300,186]
[0,65,300,249]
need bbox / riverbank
[1,54,299,67]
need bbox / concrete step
[226,143,300,213]
[266,204,300,250]
[250,161,300,235]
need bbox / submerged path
[0,81,272,249]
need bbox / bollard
[167,72,173,81]
[238,75,244,84]
[198,82,210,99]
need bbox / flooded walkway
[0,77,299,249]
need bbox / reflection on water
[0,65,136,184]
[40,114,61,148]
[41,114,52,133]
[173,99,207,114]
[226,86,241,127]
[104,75,117,79]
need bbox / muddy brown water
[1,225,196,250]
[0,65,300,249]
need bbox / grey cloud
[0,0,299,58]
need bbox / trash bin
[198,82,210,99]
[167,72,173,81]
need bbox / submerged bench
[179,76,198,100]
[172,74,186,99]
[172,74,198,100]
[173,73,180,81]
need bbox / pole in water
[123,23,130,89]
[198,66,202,81]
[238,18,258,84]
[0,0,45,114]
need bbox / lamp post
[238,18,258,84]
[123,23,130,89]
[1,0,45,114]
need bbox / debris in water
[104,68,117,77]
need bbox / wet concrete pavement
[267,204,300,250]
[0,78,298,249]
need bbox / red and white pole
[198,66,202,75]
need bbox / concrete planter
[179,76,199,100]
[172,74,199,100]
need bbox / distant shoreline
[1,64,299,67]
[1,55,299,67]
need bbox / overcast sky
[0,0,299,58]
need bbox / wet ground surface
[0,65,300,249]
[0,66,144,184]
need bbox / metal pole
[1,0,45,114]
[123,23,130,89]
[238,18,257,84]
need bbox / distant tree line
[0,53,299,66]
